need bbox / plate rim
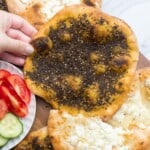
[0,60,36,150]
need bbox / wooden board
[30,53,150,132]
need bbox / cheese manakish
[24,5,139,120]
[48,110,150,150]
[48,68,150,150]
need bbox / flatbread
[15,68,150,150]
[138,67,150,102]
[48,68,150,150]
[6,0,101,30]
[48,110,150,150]
[13,126,53,150]
[13,68,150,149]
[109,67,150,129]
[24,5,139,120]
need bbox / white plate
[102,0,150,60]
[0,60,36,150]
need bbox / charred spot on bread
[83,0,101,7]
[24,5,139,119]
[0,0,8,11]
[31,136,53,150]
[13,127,53,150]
[83,0,96,7]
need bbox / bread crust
[48,109,150,150]
[138,67,150,109]
[108,67,150,150]
[24,5,139,120]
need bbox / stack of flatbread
[14,68,150,150]
[4,0,149,149]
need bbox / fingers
[0,11,36,66]
[6,28,31,42]
[0,33,34,55]
[0,10,37,37]
[9,13,37,37]
[0,52,25,66]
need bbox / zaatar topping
[26,14,129,112]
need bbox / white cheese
[145,77,150,87]
[61,112,128,150]
[109,80,150,129]
[41,0,81,20]
[20,0,30,3]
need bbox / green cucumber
[0,113,23,138]
[0,135,8,147]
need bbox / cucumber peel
[0,113,23,139]
[0,135,8,147]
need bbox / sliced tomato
[0,99,8,119]
[0,69,11,80]
[7,74,31,104]
[0,78,28,117]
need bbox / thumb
[0,33,34,55]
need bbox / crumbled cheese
[62,112,128,150]
[20,0,30,3]
[109,83,150,129]
[41,0,81,20]
[145,77,150,87]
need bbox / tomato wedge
[0,78,28,117]
[0,69,11,80]
[7,74,31,104]
[0,99,8,119]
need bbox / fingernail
[26,46,34,54]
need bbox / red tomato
[0,69,11,80]
[0,78,28,117]
[7,74,31,104]
[0,99,8,119]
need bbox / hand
[0,10,37,66]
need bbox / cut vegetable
[7,74,31,104]
[0,135,8,147]
[0,113,23,138]
[0,78,28,117]
[0,69,10,80]
[0,99,8,119]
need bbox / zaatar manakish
[24,5,139,121]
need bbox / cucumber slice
[0,135,8,147]
[0,113,23,138]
